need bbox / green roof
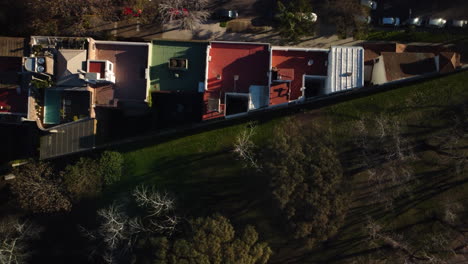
[150,40,208,93]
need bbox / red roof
[271,50,328,104]
[0,89,27,114]
[204,42,269,120]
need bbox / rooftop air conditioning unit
[85,72,100,83]
[168,58,188,70]
[37,57,45,65]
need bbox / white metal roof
[325,46,364,94]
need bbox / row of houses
[0,36,463,159]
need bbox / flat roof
[150,40,208,92]
[207,42,270,94]
[0,57,22,89]
[92,43,148,101]
[0,37,26,57]
[326,46,364,94]
[0,89,27,114]
[271,49,328,101]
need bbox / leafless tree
[0,217,42,264]
[132,185,174,217]
[354,116,416,210]
[365,217,460,264]
[83,185,179,263]
[233,122,261,171]
[158,0,210,30]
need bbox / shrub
[99,151,124,186]
[62,157,102,201]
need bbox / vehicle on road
[427,17,447,28]
[381,17,401,26]
[361,0,377,10]
[451,19,468,28]
[405,17,424,27]
[355,15,372,24]
[214,9,239,20]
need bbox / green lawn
[110,71,468,263]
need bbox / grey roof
[56,49,87,87]
[39,118,96,159]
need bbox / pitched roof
[56,49,87,87]
[362,42,406,63]
[439,52,461,73]
[381,52,437,82]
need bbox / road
[372,0,468,23]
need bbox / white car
[298,12,318,23]
[381,17,400,26]
[451,19,468,28]
[406,17,423,26]
[355,15,372,24]
[361,0,377,10]
[427,18,447,28]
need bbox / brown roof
[362,42,407,63]
[0,37,26,57]
[381,52,437,82]
[439,52,461,73]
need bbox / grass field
[107,70,468,263]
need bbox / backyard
[93,70,468,263]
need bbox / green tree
[99,151,124,186]
[276,0,316,43]
[263,118,349,246]
[11,162,72,213]
[140,215,272,264]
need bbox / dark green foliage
[62,151,123,201]
[264,118,349,245]
[11,162,72,213]
[139,215,272,264]
[276,0,316,43]
[99,151,124,186]
[62,157,102,201]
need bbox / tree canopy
[11,162,72,213]
[276,0,317,43]
[263,118,349,245]
[139,215,272,264]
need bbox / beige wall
[371,55,388,85]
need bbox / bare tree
[158,0,210,30]
[233,122,261,171]
[132,185,174,217]
[0,217,42,264]
[83,185,179,263]
[354,116,416,210]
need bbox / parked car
[213,9,239,20]
[361,0,377,10]
[405,17,424,27]
[298,12,318,23]
[355,15,372,24]
[451,19,468,28]
[427,17,447,28]
[381,17,401,26]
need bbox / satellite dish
[37,65,45,73]
[37,57,45,65]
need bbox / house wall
[371,56,388,85]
